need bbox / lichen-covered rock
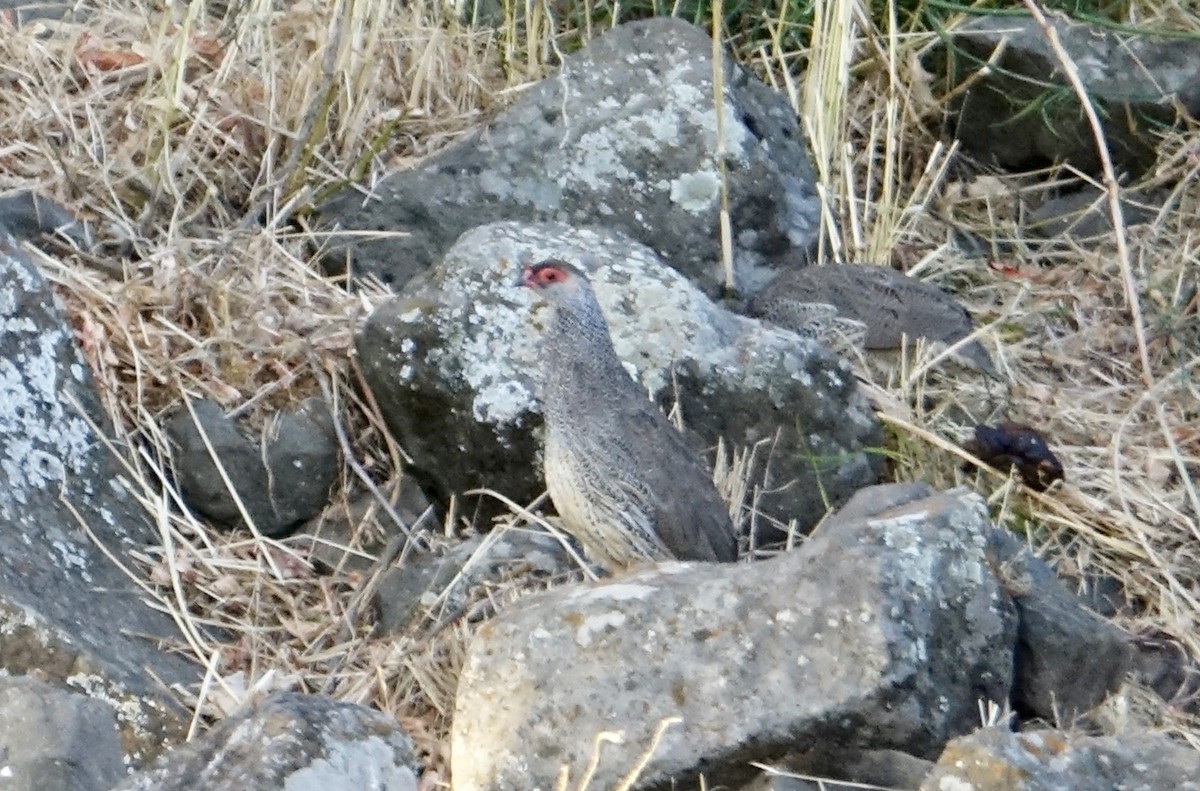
[356,221,882,534]
[317,16,820,296]
[112,692,420,791]
[921,726,1200,791]
[0,233,198,761]
[451,488,1017,791]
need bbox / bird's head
[517,259,591,306]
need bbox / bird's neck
[541,300,637,418]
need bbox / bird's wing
[556,426,675,562]
[616,403,738,563]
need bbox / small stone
[166,398,338,537]
[986,530,1132,720]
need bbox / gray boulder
[451,487,1018,791]
[112,692,421,791]
[316,16,820,296]
[0,676,127,791]
[356,221,882,535]
[927,14,1200,176]
[0,232,198,760]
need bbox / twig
[1019,1,1152,389]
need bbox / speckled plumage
[519,259,737,571]
[749,263,998,376]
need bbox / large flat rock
[452,488,1018,790]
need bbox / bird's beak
[513,267,530,288]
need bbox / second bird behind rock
[517,259,738,572]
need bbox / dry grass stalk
[3,0,1198,778]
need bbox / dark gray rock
[112,692,421,791]
[921,726,1200,791]
[0,191,90,251]
[316,16,820,297]
[776,746,934,790]
[0,0,75,25]
[373,531,572,635]
[451,488,1017,791]
[0,232,197,760]
[927,14,1200,176]
[167,398,338,537]
[738,773,820,791]
[0,676,126,791]
[1076,571,1126,618]
[986,529,1132,720]
[1026,185,1162,240]
[356,221,882,536]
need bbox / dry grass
[4,0,1199,782]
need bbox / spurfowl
[749,263,998,377]
[517,259,738,572]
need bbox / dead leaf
[75,33,146,72]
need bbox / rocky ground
[0,0,1198,788]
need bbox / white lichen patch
[66,672,150,736]
[874,512,932,556]
[0,604,53,641]
[0,328,96,506]
[935,776,976,791]
[669,170,722,212]
[552,57,747,198]
[570,582,658,603]
[454,295,537,426]
[51,537,92,578]
[574,611,627,647]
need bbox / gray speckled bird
[517,259,738,572]
[749,263,998,377]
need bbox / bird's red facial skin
[521,265,568,289]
